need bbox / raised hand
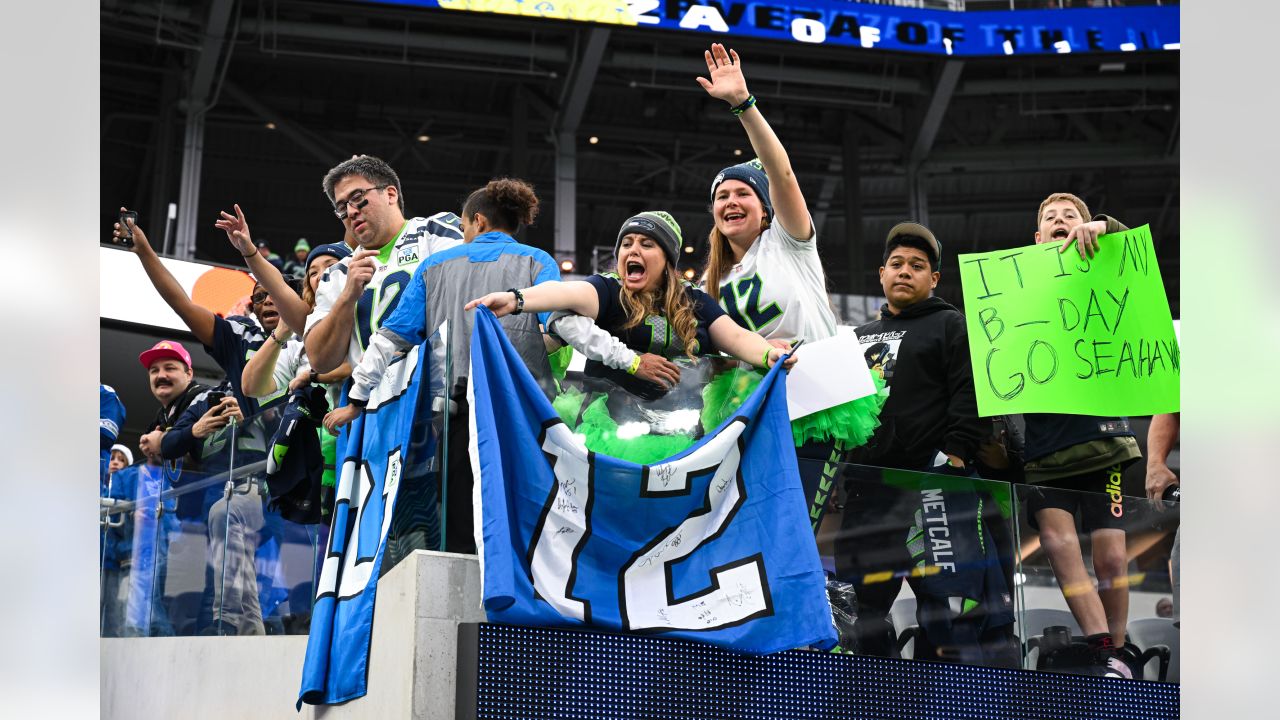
[215,203,255,257]
[112,207,152,253]
[695,43,751,106]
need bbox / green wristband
[627,355,642,375]
[762,348,772,368]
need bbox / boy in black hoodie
[836,223,1007,662]
[852,222,985,470]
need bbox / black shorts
[1025,463,1127,533]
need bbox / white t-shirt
[305,213,463,367]
[710,221,836,343]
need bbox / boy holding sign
[1020,192,1143,679]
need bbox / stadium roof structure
[101,0,1178,313]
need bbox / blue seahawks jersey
[100,384,126,485]
[206,314,286,415]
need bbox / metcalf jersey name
[307,213,463,367]
[714,222,836,343]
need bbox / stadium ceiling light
[683,268,695,280]
[265,122,277,130]
[417,135,430,143]
[683,246,694,254]
[560,259,575,272]
[588,136,599,145]
[733,148,743,157]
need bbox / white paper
[785,333,877,421]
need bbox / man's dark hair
[322,155,404,213]
[883,235,938,271]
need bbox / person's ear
[930,271,940,289]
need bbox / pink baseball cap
[139,340,193,369]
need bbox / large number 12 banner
[959,224,1179,417]
[469,308,836,654]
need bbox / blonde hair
[1037,192,1091,226]
[701,218,770,301]
[617,265,700,360]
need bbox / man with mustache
[137,340,207,467]
[117,339,205,637]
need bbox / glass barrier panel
[385,325,449,563]
[1012,482,1179,682]
[819,463,1021,669]
[99,395,338,637]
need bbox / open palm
[696,43,749,105]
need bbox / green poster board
[958,224,1179,417]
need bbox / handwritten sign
[958,225,1179,417]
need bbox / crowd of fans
[99,43,1178,679]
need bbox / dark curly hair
[462,178,539,232]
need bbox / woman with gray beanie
[467,210,797,465]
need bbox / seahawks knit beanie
[710,158,773,221]
[615,211,684,268]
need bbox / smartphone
[114,210,137,248]
[207,390,226,412]
[787,339,805,355]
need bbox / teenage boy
[837,222,1001,662]
[1020,192,1143,679]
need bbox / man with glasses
[304,155,463,374]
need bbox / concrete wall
[101,550,483,720]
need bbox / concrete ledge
[102,551,481,720]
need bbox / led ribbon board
[369,1,1179,56]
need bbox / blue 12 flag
[297,346,430,708]
[469,307,835,654]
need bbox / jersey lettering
[355,270,411,351]
[642,315,674,356]
[720,273,781,332]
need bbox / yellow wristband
[627,355,642,375]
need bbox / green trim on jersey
[375,220,410,264]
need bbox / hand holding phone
[112,210,138,248]
[207,391,226,413]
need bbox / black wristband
[241,250,257,259]
[309,369,319,384]
[349,397,367,409]
[730,94,757,116]
[508,288,525,315]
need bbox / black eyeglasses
[251,292,269,305]
[333,185,389,220]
